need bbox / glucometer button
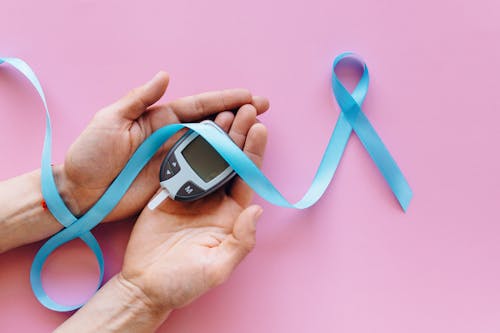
[162,164,175,180]
[161,155,180,181]
[168,156,180,174]
[177,181,203,198]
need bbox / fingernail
[147,72,162,85]
[253,206,264,220]
[146,71,166,88]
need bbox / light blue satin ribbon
[0,52,412,312]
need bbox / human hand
[118,104,267,313]
[60,72,269,220]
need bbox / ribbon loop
[0,52,412,312]
[331,52,413,210]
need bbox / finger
[228,104,257,148]
[107,71,169,121]
[146,92,268,133]
[229,123,268,207]
[211,205,263,286]
[251,96,270,115]
[167,89,253,122]
[214,111,235,133]
[147,109,235,159]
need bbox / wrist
[115,273,172,323]
[55,274,171,333]
[53,164,86,216]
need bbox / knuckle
[128,88,147,109]
[230,130,247,147]
[219,91,228,111]
[193,96,205,116]
[240,103,257,115]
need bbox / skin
[64,71,268,218]
[0,71,269,332]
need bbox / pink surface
[1,0,499,332]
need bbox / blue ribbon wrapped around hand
[0,52,412,311]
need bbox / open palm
[62,72,268,220]
[119,106,267,310]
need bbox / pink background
[1,0,499,332]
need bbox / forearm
[0,166,74,253]
[55,274,171,333]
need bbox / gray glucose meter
[148,120,236,209]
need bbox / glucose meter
[148,120,236,209]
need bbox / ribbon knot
[1,52,412,312]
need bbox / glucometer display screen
[182,136,229,182]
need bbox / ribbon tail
[347,108,413,211]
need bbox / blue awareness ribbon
[0,52,412,311]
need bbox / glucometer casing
[158,120,236,201]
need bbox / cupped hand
[61,72,269,220]
[119,104,268,312]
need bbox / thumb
[108,71,169,120]
[232,205,263,252]
[215,205,263,283]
